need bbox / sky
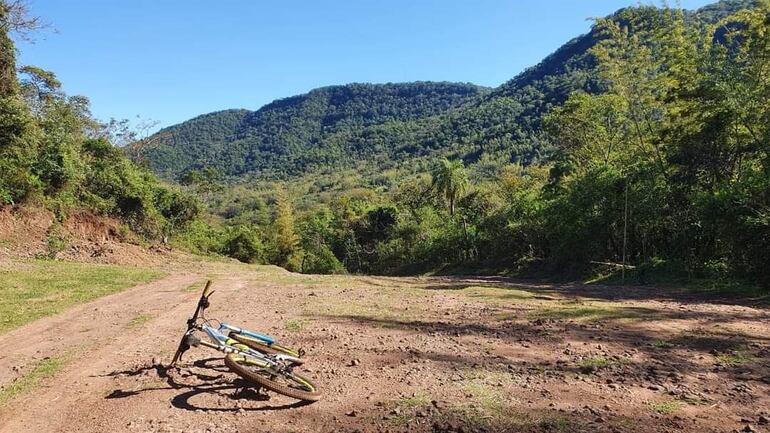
[17,0,714,130]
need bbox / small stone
[759,416,769,425]
[346,410,358,417]
[349,359,361,367]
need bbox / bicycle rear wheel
[224,354,321,402]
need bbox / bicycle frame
[187,324,298,368]
[218,323,275,345]
[189,324,262,360]
[171,280,298,367]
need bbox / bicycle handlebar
[202,280,213,297]
[172,280,215,366]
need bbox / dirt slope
[0,206,187,266]
[1,267,769,433]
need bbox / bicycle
[169,280,321,402]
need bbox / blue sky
[18,0,713,129]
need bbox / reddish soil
[0,267,769,433]
[0,206,187,266]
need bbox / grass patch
[385,393,431,425]
[302,291,425,325]
[0,259,164,334]
[715,350,756,366]
[183,279,208,293]
[462,286,537,302]
[577,355,632,374]
[532,301,658,322]
[0,355,69,404]
[284,319,307,332]
[653,339,674,349]
[590,260,770,302]
[460,367,520,386]
[578,356,610,372]
[397,393,431,409]
[649,399,685,414]
[449,383,528,431]
[127,313,154,329]
[437,367,530,430]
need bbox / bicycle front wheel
[224,354,321,402]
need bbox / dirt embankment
[0,205,184,266]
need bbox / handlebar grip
[202,280,213,297]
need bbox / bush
[301,245,345,274]
[173,219,222,255]
[221,225,264,264]
[0,95,41,204]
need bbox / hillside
[130,82,487,179]
[0,7,200,258]
[133,0,754,183]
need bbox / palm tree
[431,158,468,216]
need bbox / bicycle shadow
[102,357,311,412]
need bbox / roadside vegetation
[174,2,770,292]
[2,1,769,293]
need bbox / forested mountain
[131,82,487,178]
[4,0,768,288]
[134,0,755,183]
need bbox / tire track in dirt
[1,270,770,433]
[0,272,208,432]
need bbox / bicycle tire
[227,333,305,365]
[224,354,321,402]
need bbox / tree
[180,167,224,201]
[221,225,263,264]
[430,158,468,216]
[0,0,46,95]
[271,186,301,270]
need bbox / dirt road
[1,264,769,433]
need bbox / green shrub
[221,225,264,264]
[301,244,345,274]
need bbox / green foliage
[79,138,199,237]
[540,1,770,284]
[298,208,345,274]
[5,0,766,290]
[221,225,264,264]
[43,225,68,259]
[268,187,302,270]
[431,158,468,216]
[0,94,41,204]
[133,82,488,179]
[0,19,200,243]
[191,1,770,287]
